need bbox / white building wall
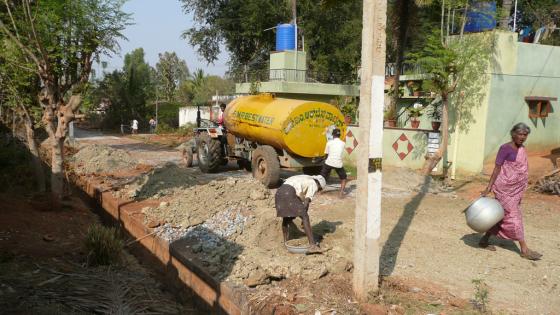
[179,107,208,126]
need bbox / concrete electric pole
[353,0,387,300]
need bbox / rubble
[534,169,560,195]
[142,177,272,228]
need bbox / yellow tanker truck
[189,94,346,187]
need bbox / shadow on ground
[461,233,521,254]
[380,176,431,276]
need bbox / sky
[97,0,229,77]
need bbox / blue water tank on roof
[276,23,296,51]
[464,1,497,33]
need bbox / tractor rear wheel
[197,133,222,173]
[251,145,280,188]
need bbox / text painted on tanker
[232,110,275,125]
[233,110,274,125]
[283,108,344,134]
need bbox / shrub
[155,122,176,135]
[84,224,123,266]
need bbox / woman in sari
[479,123,542,260]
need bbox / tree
[180,0,288,72]
[180,0,365,75]
[408,27,493,174]
[297,1,363,75]
[86,48,155,129]
[0,42,45,192]
[0,0,130,205]
[192,75,234,106]
[155,51,189,102]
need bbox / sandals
[479,240,497,251]
[521,249,542,261]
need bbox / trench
[66,166,250,314]
[0,130,248,314]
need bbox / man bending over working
[275,174,326,253]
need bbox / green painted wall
[270,51,307,71]
[343,126,443,172]
[484,33,560,161]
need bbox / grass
[472,278,490,313]
[367,279,481,315]
[84,224,124,266]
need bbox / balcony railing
[232,69,358,85]
[385,62,426,76]
[232,62,426,85]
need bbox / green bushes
[84,224,124,266]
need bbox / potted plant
[427,102,442,131]
[406,81,423,97]
[412,82,423,97]
[406,102,424,129]
[384,107,397,127]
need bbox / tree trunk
[24,118,46,192]
[422,93,449,174]
[41,90,81,208]
[390,0,411,112]
[499,0,513,30]
[50,137,64,208]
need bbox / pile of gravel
[143,177,271,229]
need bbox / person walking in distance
[275,174,326,253]
[131,119,139,134]
[149,117,156,133]
[321,128,347,197]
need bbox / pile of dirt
[125,163,201,199]
[72,144,136,174]
[144,175,353,286]
[161,204,354,285]
[143,177,272,228]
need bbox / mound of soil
[143,177,272,228]
[72,144,136,174]
[126,163,201,199]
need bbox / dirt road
[71,130,560,314]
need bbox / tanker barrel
[224,94,346,158]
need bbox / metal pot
[463,197,504,233]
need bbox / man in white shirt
[321,128,347,197]
[275,174,326,253]
[149,117,156,133]
[131,119,139,134]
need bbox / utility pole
[353,0,387,300]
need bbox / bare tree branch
[0,20,42,71]
[3,0,20,39]
[23,0,50,75]
[68,94,82,111]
